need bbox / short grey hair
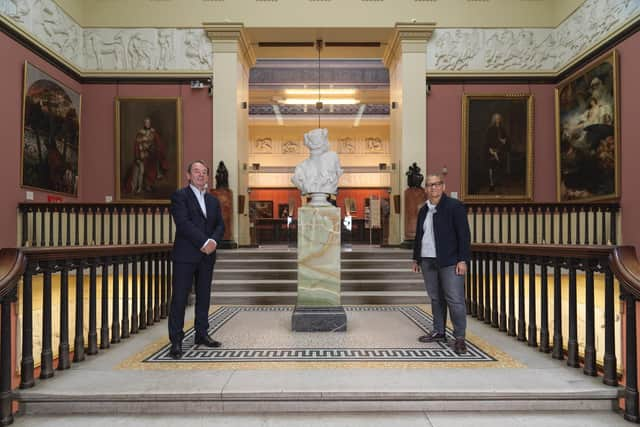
[425,173,445,182]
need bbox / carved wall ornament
[365,137,384,153]
[254,137,273,153]
[339,137,355,154]
[282,140,299,154]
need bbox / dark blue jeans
[420,258,467,338]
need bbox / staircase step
[17,389,616,415]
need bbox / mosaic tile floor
[143,306,500,364]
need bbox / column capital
[383,22,435,68]
[203,22,256,67]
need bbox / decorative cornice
[383,22,435,68]
[203,22,256,67]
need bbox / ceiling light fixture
[279,98,360,105]
[285,88,356,96]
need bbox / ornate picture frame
[21,61,81,197]
[115,97,182,201]
[461,94,534,201]
[555,50,619,202]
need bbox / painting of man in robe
[461,94,533,201]
[115,98,182,201]
[556,51,619,202]
[21,62,81,196]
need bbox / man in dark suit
[168,160,225,359]
[412,173,471,355]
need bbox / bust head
[304,128,329,155]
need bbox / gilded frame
[21,61,82,197]
[461,94,534,201]
[115,97,182,201]
[555,50,619,202]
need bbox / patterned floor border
[119,305,524,370]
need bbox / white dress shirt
[420,200,437,258]
[189,184,216,248]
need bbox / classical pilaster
[204,23,255,247]
[383,22,434,246]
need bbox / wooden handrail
[472,243,616,259]
[610,246,640,300]
[20,244,171,262]
[0,249,26,299]
[18,201,171,208]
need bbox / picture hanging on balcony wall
[115,97,182,201]
[461,94,534,201]
[21,61,81,197]
[555,50,619,202]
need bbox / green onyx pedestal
[292,205,347,332]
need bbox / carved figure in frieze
[338,137,355,154]
[84,31,127,69]
[157,29,174,70]
[282,140,299,154]
[365,137,383,153]
[128,33,154,70]
[5,0,30,22]
[184,30,212,68]
[254,137,272,153]
[40,3,78,59]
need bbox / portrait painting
[115,97,182,201]
[21,61,81,196]
[556,51,619,202]
[461,94,534,201]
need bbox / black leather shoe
[169,342,183,360]
[451,337,467,355]
[194,335,221,348]
[418,331,447,343]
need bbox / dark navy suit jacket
[170,186,225,264]
[412,193,471,268]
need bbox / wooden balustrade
[0,244,170,425]
[469,242,640,421]
[466,202,619,246]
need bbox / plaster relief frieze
[83,28,211,70]
[427,0,640,73]
[0,0,83,64]
[0,0,638,74]
[0,0,30,22]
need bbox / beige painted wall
[54,0,584,28]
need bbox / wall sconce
[442,165,448,176]
[378,163,388,170]
[391,101,397,109]
[252,163,260,171]
[241,101,248,109]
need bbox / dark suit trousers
[168,256,215,344]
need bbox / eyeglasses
[426,181,444,188]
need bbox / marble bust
[291,128,343,205]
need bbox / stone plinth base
[296,206,341,306]
[291,306,347,332]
